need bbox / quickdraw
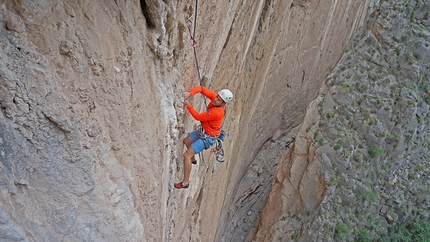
[187,19,198,48]
[197,127,226,163]
[211,130,225,162]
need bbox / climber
[174,86,233,189]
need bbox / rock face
[255,0,430,241]
[0,0,375,241]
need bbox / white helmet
[218,89,233,103]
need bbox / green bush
[354,151,363,162]
[334,221,350,240]
[378,220,430,242]
[355,227,372,242]
[325,111,336,119]
[368,145,385,159]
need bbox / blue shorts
[190,130,214,154]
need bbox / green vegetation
[354,151,363,162]
[368,145,385,159]
[378,220,430,242]
[307,1,430,241]
[334,221,350,240]
[325,110,335,119]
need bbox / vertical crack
[140,0,156,29]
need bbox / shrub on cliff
[378,220,430,242]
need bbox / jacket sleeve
[186,105,223,121]
[189,86,218,100]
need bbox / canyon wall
[254,0,430,241]
[0,0,374,241]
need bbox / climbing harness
[197,125,226,163]
[186,0,227,163]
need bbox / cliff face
[256,0,430,241]
[0,0,373,241]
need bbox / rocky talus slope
[0,0,374,241]
[254,0,430,241]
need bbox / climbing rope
[186,0,208,110]
[186,0,225,163]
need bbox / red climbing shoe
[191,160,197,165]
[174,182,189,189]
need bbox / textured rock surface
[254,0,430,241]
[0,0,375,241]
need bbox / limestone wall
[0,0,373,241]
[254,0,430,241]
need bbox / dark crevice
[301,70,305,84]
[140,0,156,29]
[222,26,233,50]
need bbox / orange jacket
[187,86,225,136]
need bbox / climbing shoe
[191,160,197,165]
[174,182,189,189]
